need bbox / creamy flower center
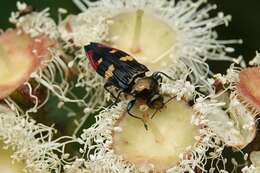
[0,143,25,173]
[112,100,199,172]
[107,10,176,70]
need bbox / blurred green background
[1,0,260,68]
[0,0,80,26]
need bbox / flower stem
[131,9,144,54]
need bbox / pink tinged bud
[237,67,260,112]
[0,30,55,99]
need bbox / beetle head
[131,77,164,109]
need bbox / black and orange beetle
[84,42,173,122]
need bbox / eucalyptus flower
[76,80,229,173]
[242,165,259,173]
[0,2,85,115]
[57,0,242,112]
[0,104,74,173]
[243,151,260,173]
[201,58,260,149]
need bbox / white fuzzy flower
[59,10,110,46]
[0,104,73,173]
[59,0,242,113]
[249,52,260,66]
[225,64,241,86]
[4,2,85,111]
[161,80,196,101]
[72,0,240,79]
[10,3,59,39]
[77,87,225,173]
[193,93,256,149]
[241,165,259,173]
[245,151,260,173]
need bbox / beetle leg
[151,109,159,119]
[151,95,176,119]
[109,90,124,107]
[127,100,139,118]
[104,81,117,99]
[105,81,125,107]
[154,73,163,84]
[127,100,149,130]
[164,95,176,105]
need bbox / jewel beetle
[84,42,173,122]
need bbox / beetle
[84,42,173,124]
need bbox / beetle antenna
[151,95,176,119]
[159,72,174,81]
[151,109,158,119]
[164,95,176,105]
[152,71,174,81]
